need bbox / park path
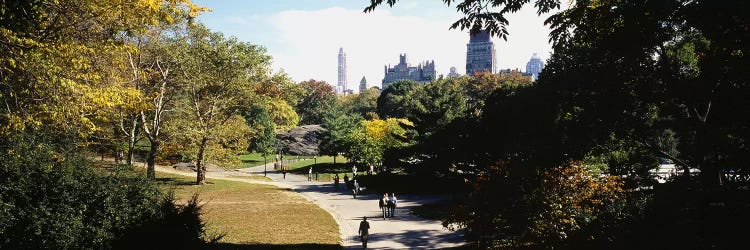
[150,162,465,249]
[236,164,465,249]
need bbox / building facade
[525,53,544,80]
[337,47,348,94]
[382,54,436,89]
[466,30,497,75]
[359,76,367,93]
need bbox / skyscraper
[337,47,347,94]
[525,53,544,80]
[466,30,496,75]
[359,76,367,93]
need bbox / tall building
[466,30,496,75]
[359,76,368,93]
[382,53,436,89]
[447,66,460,77]
[337,47,347,94]
[525,53,544,80]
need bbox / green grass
[285,156,372,182]
[222,153,272,170]
[154,172,340,246]
[284,156,347,170]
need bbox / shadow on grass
[209,243,341,250]
[241,159,264,165]
[287,163,353,175]
[156,176,195,187]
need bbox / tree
[367,0,750,248]
[171,23,268,185]
[340,87,380,117]
[320,107,362,164]
[295,79,336,125]
[244,105,277,173]
[376,80,421,118]
[0,0,204,140]
[345,118,413,168]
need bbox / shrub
[0,136,213,249]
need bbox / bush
[0,136,213,249]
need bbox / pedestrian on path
[308,167,313,181]
[359,216,370,249]
[344,174,350,190]
[352,165,357,177]
[333,174,340,191]
[389,193,398,217]
[379,193,389,219]
[353,180,360,199]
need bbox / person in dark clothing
[359,216,370,249]
[343,174,350,190]
[333,174,340,191]
[379,193,389,219]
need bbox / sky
[193,0,555,92]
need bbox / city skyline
[194,0,553,87]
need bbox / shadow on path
[210,243,341,250]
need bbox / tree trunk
[334,155,337,164]
[114,147,122,164]
[126,116,139,166]
[196,137,209,185]
[146,139,159,179]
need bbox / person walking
[359,216,370,249]
[352,165,358,177]
[308,167,313,181]
[333,174,340,191]
[389,193,398,217]
[352,180,360,199]
[343,174,350,190]
[379,193,389,219]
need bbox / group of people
[332,173,361,198]
[378,193,398,219]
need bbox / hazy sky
[194,0,555,92]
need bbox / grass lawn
[284,156,347,171]
[285,156,372,182]
[155,172,340,248]
[222,153,272,170]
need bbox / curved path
[153,163,464,249]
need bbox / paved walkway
[152,163,465,249]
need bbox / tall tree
[376,80,421,119]
[295,79,337,125]
[320,107,362,164]
[171,23,269,185]
[244,105,277,173]
[340,87,380,118]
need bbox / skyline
[194,0,554,89]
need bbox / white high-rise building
[337,48,347,94]
[525,53,545,80]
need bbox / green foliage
[376,80,421,119]
[345,118,413,167]
[244,105,277,157]
[405,76,469,137]
[295,79,337,125]
[0,133,212,249]
[320,107,362,159]
[366,1,750,248]
[339,88,380,117]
